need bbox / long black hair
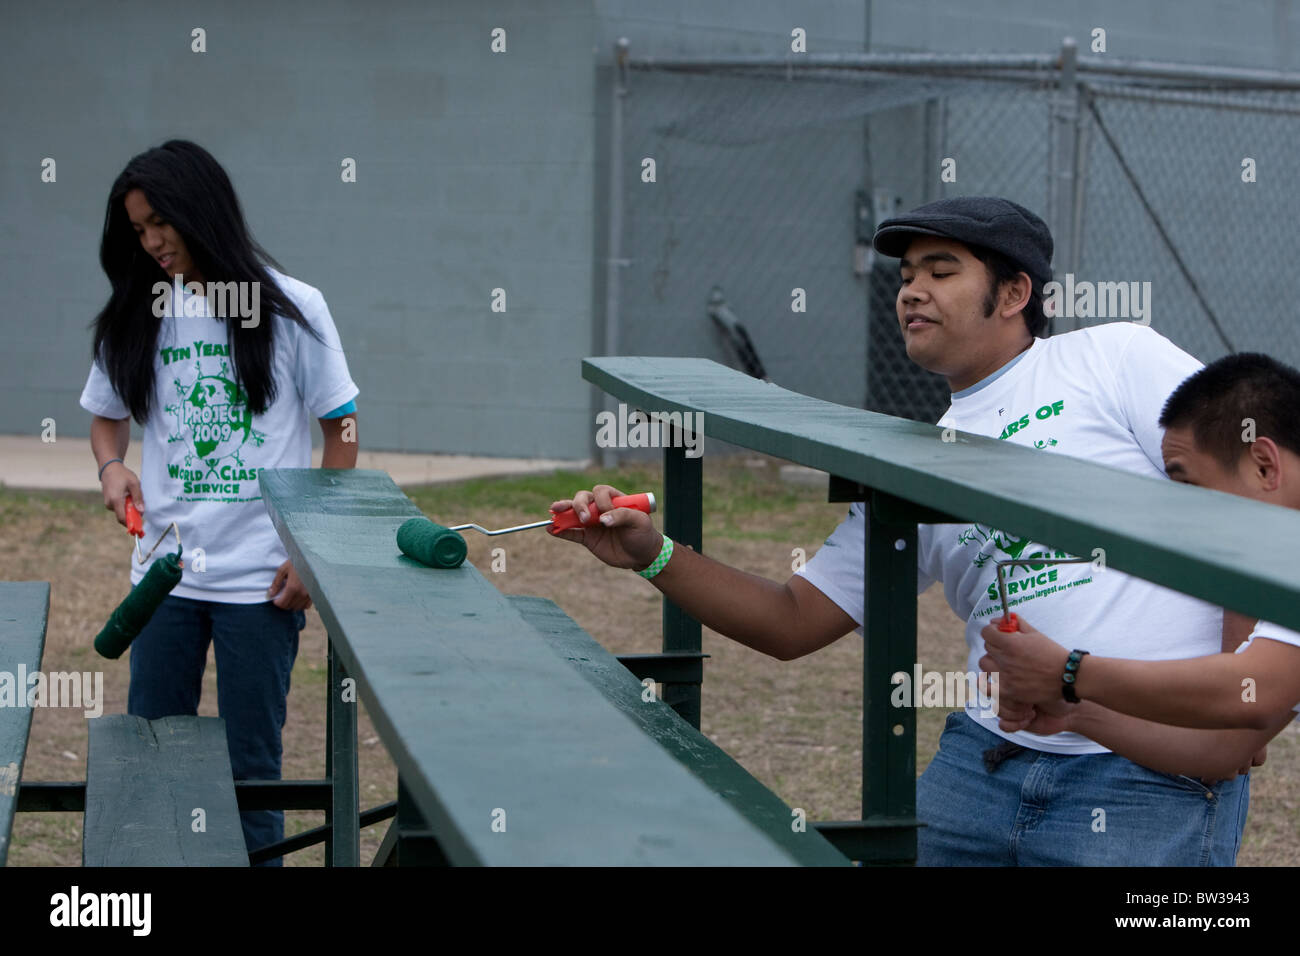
[91,139,322,423]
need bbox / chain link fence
[607,48,1300,423]
[1081,84,1300,361]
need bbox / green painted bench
[83,715,248,867]
[0,582,49,866]
[511,595,847,865]
[5,585,248,866]
[260,467,847,866]
[582,355,1300,864]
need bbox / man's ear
[1246,436,1284,492]
[1000,271,1032,320]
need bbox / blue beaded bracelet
[1062,649,1089,702]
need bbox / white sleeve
[796,502,938,628]
[79,355,130,420]
[1103,325,1203,473]
[1237,620,1300,651]
[1235,620,1300,715]
[290,290,359,418]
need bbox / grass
[2,456,1297,865]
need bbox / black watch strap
[1062,649,1090,703]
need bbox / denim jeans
[917,710,1251,866]
[127,594,305,866]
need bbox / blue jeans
[127,594,305,866]
[917,711,1250,866]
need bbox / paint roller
[397,493,656,569]
[93,496,184,659]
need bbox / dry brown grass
[2,456,1295,865]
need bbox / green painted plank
[259,468,801,866]
[583,357,1300,631]
[510,595,849,866]
[83,715,248,867]
[0,582,48,866]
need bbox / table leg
[324,637,360,866]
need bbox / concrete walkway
[0,434,587,492]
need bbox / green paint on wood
[0,582,49,866]
[259,467,803,866]
[511,595,848,866]
[583,357,1300,630]
[83,715,248,867]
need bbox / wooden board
[260,467,801,866]
[0,582,48,865]
[511,595,848,866]
[584,356,1300,631]
[83,715,248,866]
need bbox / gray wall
[2,0,599,459]
[4,1,1296,458]
[594,0,868,56]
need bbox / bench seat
[510,595,848,866]
[83,715,248,867]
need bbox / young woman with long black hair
[80,140,359,864]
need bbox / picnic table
[259,468,846,866]
[11,356,1296,867]
[580,355,1300,862]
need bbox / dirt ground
[2,456,1296,865]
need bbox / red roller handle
[549,492,656,534]
[125,494,144,538]
[997,612,1019,633]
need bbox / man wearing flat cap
[554,196,1249,866]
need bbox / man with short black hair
[554,196,1250,865]
[1162,352,1300,469]
[980,353,1300,773]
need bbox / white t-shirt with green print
[80,269,358,603]
[798,322,1220,755]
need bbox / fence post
[600,38,630,468]
[1048,36,1083,333]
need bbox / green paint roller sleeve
[397,517,468,569]
[93,552,184,659]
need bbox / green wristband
[637,535,674,579]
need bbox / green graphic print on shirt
[160,341,267,502]
[959,522,1093,620]
[961,396,1095,618]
